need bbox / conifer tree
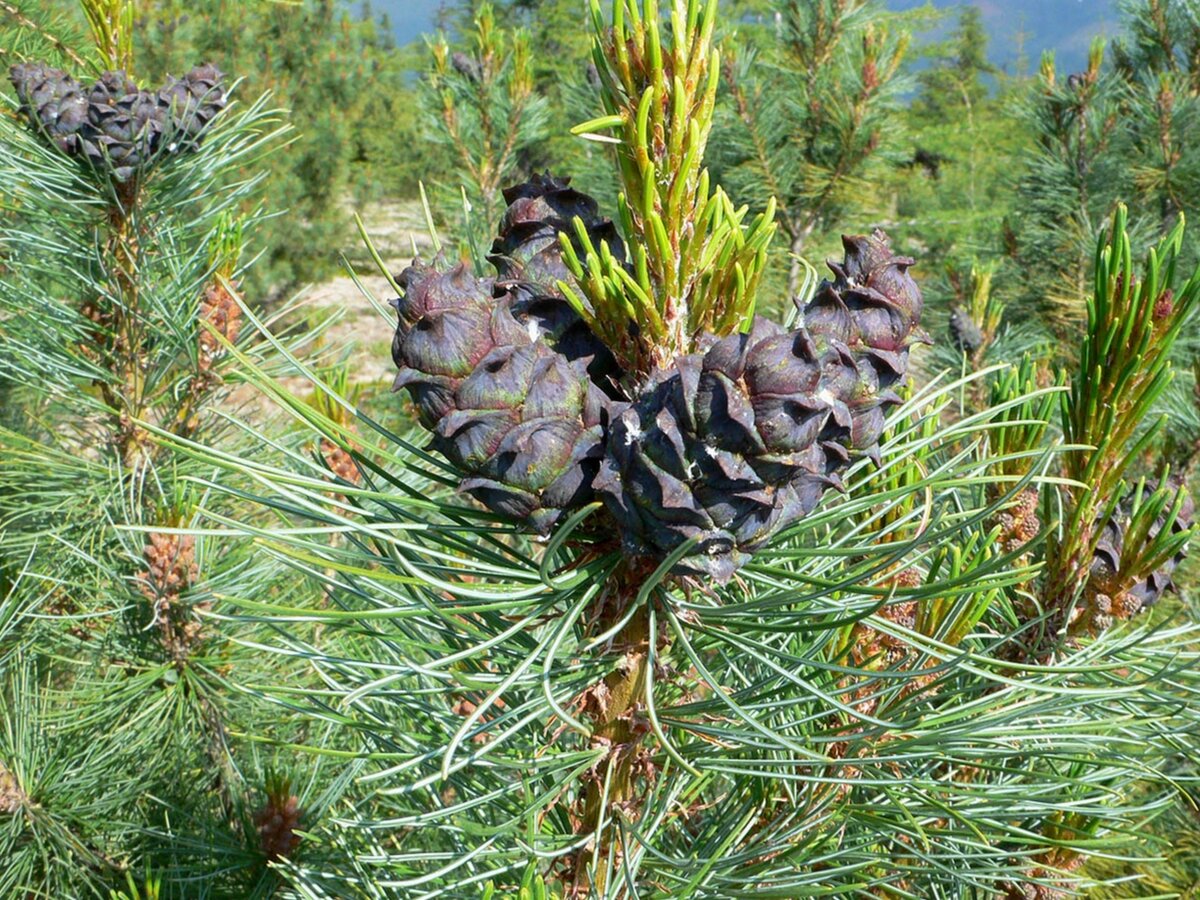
[3,0,418,293]
[1112,0,1200,237]
[0,2,342,894]
[1006,39,1132,336]
[420,1,550,256]
[465,0,629,212]
[914,5,996,122]
[133,0,413,292]
[1008,0,1200,337]
[713,0,909,302]
[166,2,1200,898]
[888,5,1034,361]
[907,5,999,234]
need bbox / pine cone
[999,489,1041,553]
[489,175,626,393]
[488,173,624,297]
[9,62,87,153]
[596,346,809,582]
[597,233,924,581]
[450,51,483,83]
[138,532,206,662]
[78,71,169,181]
[11,62,225,182]
[391,261,614,532]
[948,307,984,353]
[394,194,923,575]
[801,232,924,352]
[1090,486,1194,619]
[159,63,226,149]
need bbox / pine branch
[0,0,90,71]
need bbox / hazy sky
[373,0,1118,73]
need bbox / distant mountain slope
[374,0,1119,74]
[891,0,1119,75]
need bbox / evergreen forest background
[2,0,1200,897]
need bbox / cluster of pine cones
[391,176,925,581]
[9,61,225,183]
[392,176,1194,595]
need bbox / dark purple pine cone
[488,173,625,297]
[489,174,627,395]
[450,51,483,83]
[79,71,167,182]
[391,260,614,533]
[159,63,226,149]
[11,62,224,182]
[9,63,87,153]
[596,233,925,581]
[390,261,512,428]
[801,231,925,355]
[596,343,811,582]
[1088,485,1194,624]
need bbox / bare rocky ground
[292,198,435,391]
[224,198,434,426]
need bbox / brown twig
[571,566,656,897]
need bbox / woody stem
[576,575,652,895]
